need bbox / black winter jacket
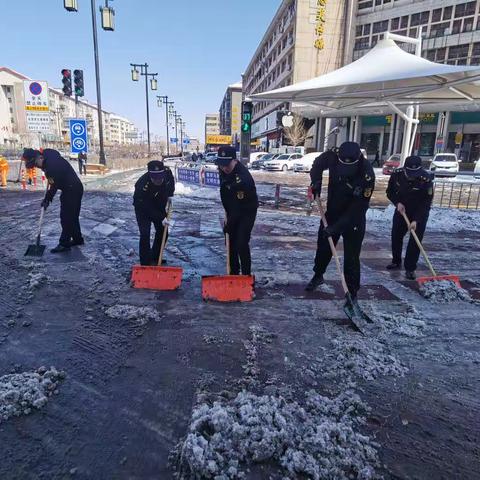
[133,169,175,217]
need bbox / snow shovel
[316,199,372,333]
[131,199,183,290]
[400,211,461,288]
[25,205,46,257]
[201,219,255,302]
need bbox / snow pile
[105,304,160,325]
[367,205,480,233]
[242,326,275,385]
[28,271,48,290]
[322,335,408,383]
[174,389,379,480]
[368,304,426,338]
[175,182,219,199]
[0,367,66,423]
[419,279,472,303]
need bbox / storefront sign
[455,132,463,145]
[314,0,327,50]
[206,134,232,145]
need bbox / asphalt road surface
[1,170,479,479]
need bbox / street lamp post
[157,95,174,156]
[130,63,158,157]
[172,111,181,155]
[179,121,186,155]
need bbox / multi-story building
[346,0,480,162]
[219,82,242,141]
[0,66,139,152]
[204,113,220,141]
[243,0,349,149]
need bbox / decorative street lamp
[64,0,78,11]
[157,95,174,156]
[129,63,158,156]
[100,0,115,31]
[63,0,115,165]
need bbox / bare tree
[283,114,308,147]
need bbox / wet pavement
[1,170,479,479]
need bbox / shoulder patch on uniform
[235,175,241,183]
[364,188,372,198]
[237,191,245,200]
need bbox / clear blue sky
[2,0,281,142]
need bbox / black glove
[322,225,335,239]
[311,180,322,199]
[41,197,51,210]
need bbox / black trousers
[227,210,257,275]
[59,184,84,246]
[135,207,167,266]
[78,160,86,175]
[313,214,366,297]
[391,210,428,271]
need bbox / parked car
[250,153,279,170]
[293,152,322,173]
[382,154,401,175]
[264,153,303,172]
[430,153,459,177]
[204,152,217,162]
[474,158,480,179]
[249,152,266,164]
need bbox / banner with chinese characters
[206,134,232,145]
[314,0,327,51]
[23,81,50,133]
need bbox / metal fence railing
[434,180,480,210]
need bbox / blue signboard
[177,167,200,184]
[69,119,88,154]
[170,137,178,144]
[183,138,190,145]
[204,170,220,187]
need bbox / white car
[264,153,303,172]
[430,153,459,177]
[249,152,266,164]
[474,159,480,179]
[293,152,322,173]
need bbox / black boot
[50,244,71,253]
[386,262,401,270]
[405,270,416,280]
[69,237,85,247]
[305,274,324,291]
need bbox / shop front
[447,112,480,163]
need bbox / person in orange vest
[0,155,8,187]
[26,165,36,185]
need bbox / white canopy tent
[251,37,480,163]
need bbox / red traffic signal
[61,69,72,96]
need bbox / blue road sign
[183,138,190,145]
[69,119,88,154]
[170,137,178,144]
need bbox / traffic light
[61,69,72,96]
[241,101,253,133]
[74,69,84,97]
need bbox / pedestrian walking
[216,146,258,275]
[133,160,175,266]
[386,155,434,280]
[306,142,375,303]
[191,152,198,163]
[78,151,87,175]
[0,155,9,187]
[22,148,84,253]
[372,149,381,167]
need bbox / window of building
[466,1,476,16]
[430,22,450,37]
[391,17,399,30]
[432,8,442,22]
[400,16,409,28]
[375,0,381,6]
[452,19,462,34]
[463,17,474,32]
[356,25,362,36]
[363,24,371,35]
[436,47,446,61]
[448,44,469,61]
[471,43,480,64]
[358,1,373,10]
[426,49,436,61]
[372,20,388,33]
[409,27,417,37]
[454,2,475,18]
[443,6,452,20]
[411,13,420,26]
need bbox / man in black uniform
[386,155,434,280]
[306,142,375,300]
[133,160,175,266]
[22,148,84,253]
[216,146,258,275]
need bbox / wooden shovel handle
[158,199,172,266]
[316,198,349,295]
[400,211,437,277]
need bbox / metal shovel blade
[25,243,45,257]
[131,265,183,290]
[201,275,255,302]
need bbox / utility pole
[157,95,174,156]
[130,63,158,157]
[173,111,181,155]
